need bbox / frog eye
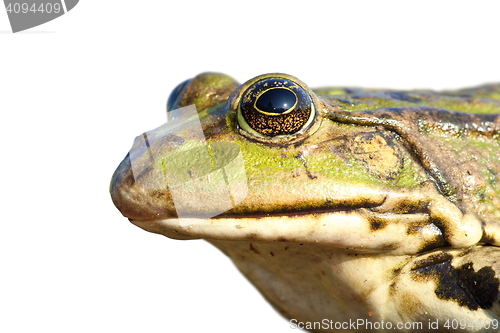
[237,78,316,139]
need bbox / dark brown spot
[482,233,497,245]
[381,243,399,251]
[411,252,500,310]
[369,217,388,231]
[406,224,420,236]
[389,282,396,295]
[246,233,258,240]
[249,243,260,255]
[418,239,446,253]
[392,198,428,214]
[151,190,169,199]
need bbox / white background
[1,1,499,332]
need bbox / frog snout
[110,154,177,221]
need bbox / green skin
[111,73,500,332]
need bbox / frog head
[110,73,500,331]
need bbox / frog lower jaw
[130,212,438,255]
[130,194,484,255]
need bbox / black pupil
[255,88,296,114]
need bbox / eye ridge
[254,87,298,116]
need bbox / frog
[110,72,500,332]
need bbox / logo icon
[3,0,78,33]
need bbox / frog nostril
[163,134,185,147]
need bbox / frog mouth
[129,209,440,254]
[128,183,485,256]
